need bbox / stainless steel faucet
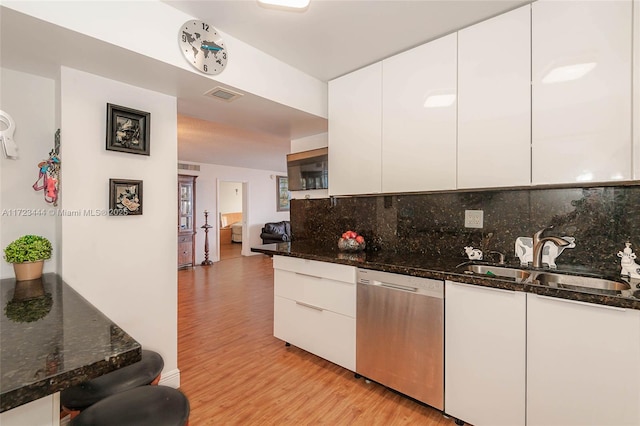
[532,226,570,268]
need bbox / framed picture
[106,103,150,155]
[276,175,290,212]
[109,179,143,216]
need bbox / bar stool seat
[70,385,190,426]
[61,350,164,412]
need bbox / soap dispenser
[617,242,640,279]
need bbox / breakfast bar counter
[0,273,141,413]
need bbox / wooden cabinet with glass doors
[178,175,197,268]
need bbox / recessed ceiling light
[258,0,310,10]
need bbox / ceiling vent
[204,86,244,102]
[178,163,200,171]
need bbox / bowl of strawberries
[338,230,366,252]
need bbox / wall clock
[178,20,227,75]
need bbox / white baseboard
[159,368,180,388]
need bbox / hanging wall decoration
[32,129,61,206]
[276,175,290,212]
[0,110,18,159]
[109,179,143,216]
[106,104,150,156]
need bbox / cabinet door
[381,33,457,193]
[328,62,382,196]
[178,177,195,232]
[445,281,526,426]
[272,256,357,371]
[274,269,355,317]
[274,296,355,371]
[178,175,196,268]
[178,236,193,267]
[635,3,640,181]
[527,294,640,426]
[457,5,531,189]
[532,0,632,184]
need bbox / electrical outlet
[465,210,484,228]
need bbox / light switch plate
[465,210,484,228]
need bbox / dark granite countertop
[252,242,640,310]
[0,273,141,412]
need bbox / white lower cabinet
[272,256,356,371]
[527,294,640,426]
[444,281,526,426]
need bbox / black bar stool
[70,385,190,426]
[61,349,164,418]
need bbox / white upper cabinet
[532,0,632,185]
[457,5,531,189]
[328,62,382,196]
[635,3,640,181]
[382,33,457,193]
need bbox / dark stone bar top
[252,242,640,310]
[0,273,141,412]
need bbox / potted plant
[3,235,52,281]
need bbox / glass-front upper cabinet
[178,174,197,269]
[178,175,196,232]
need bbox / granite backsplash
[290,184,640,275]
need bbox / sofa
[260,221,291,244]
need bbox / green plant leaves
[3,235,52,263]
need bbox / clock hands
[200,41,223,52]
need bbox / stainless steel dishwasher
[356,268,444,410]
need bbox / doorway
[217,180,245,261]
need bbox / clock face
[179,20,227,75]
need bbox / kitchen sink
[462,264,531,281]
[460,263,631,293]
[532,273,631,292]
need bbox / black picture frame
[109,179,143,216]
[106,104,150,155]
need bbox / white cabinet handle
[294,272,322,279]
[295,301,324,312]
[449,280,516,295]
[534,294,626,312]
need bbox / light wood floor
[178,255,453,425]
[219,242,242,261]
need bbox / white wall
[0,68,59,278]
[291,132,328,153]
[59,67,179,385]
[0,71,61,424]
[219,181,243,214]
[3,0,327,118]
[179,162,289,262]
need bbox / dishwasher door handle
[378,282,418,293]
